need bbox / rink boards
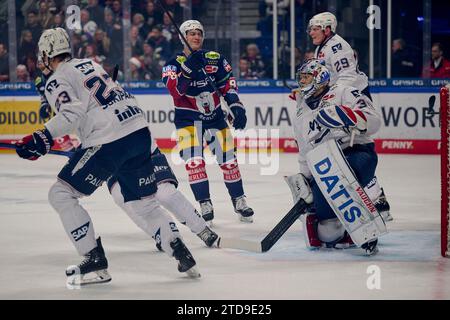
[0,83,444,154]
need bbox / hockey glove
[284,173,313,205]
[35,76,46,95]
[39,101,52,120]
[316,105,367,133]
[288,88,301,101]
[16,128,54,161]
[229,104,247,130]
[181,51,206,80]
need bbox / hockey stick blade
[217,237,262,253]
[0,142,74,157]
[217,199,309,253]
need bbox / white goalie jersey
[293,84,381,178]
[315,34,369,91]
[44,58,148,148]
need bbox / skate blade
[66,269,112,287]
[239,215,253,223]
[185,266,201,279]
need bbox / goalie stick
[217,199,310,252]
[0,142,74,158]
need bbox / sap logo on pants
[139,174,155,186]
[313,157,362,223]
[85,174,103,187]
[71,222,90,242]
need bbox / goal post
[441,84,450,258]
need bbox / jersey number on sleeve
[85,74,116,107]
[334,58,350,72]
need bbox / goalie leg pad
[306,140,387,246]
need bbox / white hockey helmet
[308,12,337,33]
[296,59,330,100]
[38,27,71,62]
[179,20,204,44]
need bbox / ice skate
[361,238,379,256]
[170,238,200,278]
[232,195,254,223]
[196,226,219,247]
[65,237,111,287]
[374,188,393,222]
[199,199,214,226]
[333,232,356,249]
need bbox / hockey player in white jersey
[107,138,219,251]
[14,28,201,284]
[307,12,392,221]
[34,58,218,251]
[286,59,387,255]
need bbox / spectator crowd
[0,0,449,82]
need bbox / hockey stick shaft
[155,0,235,122]
[112,64,119,82]
[0,142,74,157]
[260,199,308,252]
[218,199,309,252]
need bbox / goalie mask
[38,27,71,68]
[296,59,330,100]
[179,20,204,44]
[308,12,337,33]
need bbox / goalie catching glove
[284,173,313,205]
[16,128,54,161]
[316,105,367,133]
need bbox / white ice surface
[0,152,448,299]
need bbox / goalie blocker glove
[16,128,54,161]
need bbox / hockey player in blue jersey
[162,20,254,225]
